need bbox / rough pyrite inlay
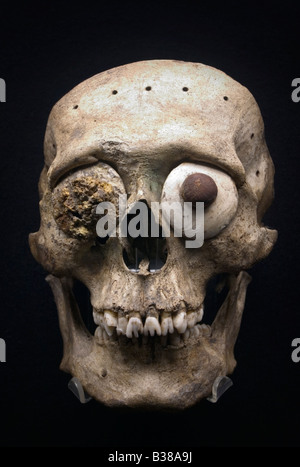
[29,60,277,409]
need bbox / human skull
[29,60,277,409]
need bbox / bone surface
[29,60,277,409]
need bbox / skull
[29,60,277,409]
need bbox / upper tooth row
[93,307,204,338]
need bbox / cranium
[29,60,277,409]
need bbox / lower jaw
[94,323,211,349]
[46,271,251,410]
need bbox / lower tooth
[200,324,211,336]
[183,329,190,343]
[103,329,110,341]
[93,311,114,336]
[95,326,104,343]
[104,323,115,336]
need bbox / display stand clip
[68,377,92,404]
[206,375,233,403]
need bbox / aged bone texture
[29,60,277,409]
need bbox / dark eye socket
[180,173,218,207]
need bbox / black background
[0,0,299,448]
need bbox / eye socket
[161,162,238,240]
[51,162,125,241]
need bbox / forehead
[46,60,254,187]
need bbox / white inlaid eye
[161,162,238,239]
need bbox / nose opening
[122,200,167,273]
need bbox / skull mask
[29,60,277,409]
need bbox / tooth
[143,316,161,336]
[187,311,197,329]
[95,326,104,343]
[126,315,143,338]
[173,310,187,334]
[196,306,204,323]
[169,331,181,346]
[193,325,201,338]
[93,311,102,325]
[161,312,174,336]
[103,329,110,341]
[183,329,190,343]
[104,310,118,327]
[200,324,211,336]
[116,315,128,336]
[98,313,115,336]
[103,322,115,336]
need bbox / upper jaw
[46,271,251,409]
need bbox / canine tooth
[104,310,118,327]
[126,316,143,338]
[173,310,187,334]
[193,325,201,337]
[116,315,128,336]
[143,316,161,336]
[187,311,197,329]
[161,312,174,336]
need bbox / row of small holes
[72,91,230,105]
[111,86,190,95]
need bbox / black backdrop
[0,1,299,448]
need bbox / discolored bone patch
[52,172,119,241]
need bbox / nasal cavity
[122,200,167,273]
